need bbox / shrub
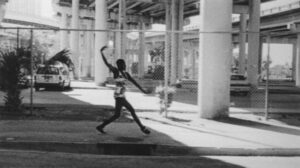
[152,65,164,80]
[0,50,24,113]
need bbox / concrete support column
[117,0,127,60]
[86,20,93,77]
[138,19,145,78]
[296,33,300,87]
[60,12,68,50]
[91,22,95,78]
[145,43,153,72]
[165,0,172,84]
[198,0,232,119]
[247,0,261,86]
[170,0,184,83]
[292,40,297,82]
[94,0,108,85]
[192,48,197,80]
[238,14,247,75]
[70,0,80,79]
[0,0,7,25]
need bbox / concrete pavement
[1,113,300,156]
[1,81,300,156]
[1,149,300,168]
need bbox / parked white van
[34,62,71,91]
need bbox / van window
[231,75,246,80]
[62,70,68,75]
[37,67,59,75]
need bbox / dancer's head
[116,59,126,71]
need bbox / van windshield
[37,67,59,75]
[231,75,246,80]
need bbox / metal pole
[30,29,34,115]
[164,0,171,118]
[164,32,170,118]
[265,35,271,120]
[16,28,19,49]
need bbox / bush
[131,62,138,74]
[152,65,164,80]
[0,50,25,113]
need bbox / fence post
[265,34,271,120]
[16,28,19,50]
[164,0,171,118]
[30,29,34,115]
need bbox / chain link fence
[0,27,298,120]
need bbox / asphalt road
[1,150,300,168]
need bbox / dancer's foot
[96,125,106,134]
[141,126,151,135]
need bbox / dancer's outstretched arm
[125,72,150,94]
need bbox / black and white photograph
[0,0,300,167]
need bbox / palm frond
[46,49,74,69]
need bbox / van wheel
[35,87,39,91]
[66,82,71,90]
[59,82,65,91]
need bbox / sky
[262,44,293,67]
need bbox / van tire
[66,82,71,90]
[35,87,40,91]
[59,82,65,91]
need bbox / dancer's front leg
[96,99,122,134]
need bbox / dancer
[96,46,151,134]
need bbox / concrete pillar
[177,0,184,80]
[70,0,80,79]
[198,0,232,119]
[60,12,68,50]
[192,48,197,80]
[86,20,93,78]
[0,0,7,25]
[170,0,184,83]
[292,40,297,82]
[296,34,300,87]
[258,36,263,75]
[238,14,247,75]
[138,19,145,78]
[117,0,127,60]
[165,0,172,84]
[247,0,261,86]
[91,21,95,78]
[94,0,109,85]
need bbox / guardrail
[232,1,300,22]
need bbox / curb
[1,141,300,156]
[0,141,155,156]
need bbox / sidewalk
[1,112,300,156]
[1,81,300,156]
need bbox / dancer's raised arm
[100,46,114,71]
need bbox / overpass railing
[232,0,300,22]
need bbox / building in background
[0,0,59,62]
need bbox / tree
[149,46,165,64]
[149,46,165,80]
[46,49,74,70]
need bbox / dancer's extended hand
[100,46,108,52]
